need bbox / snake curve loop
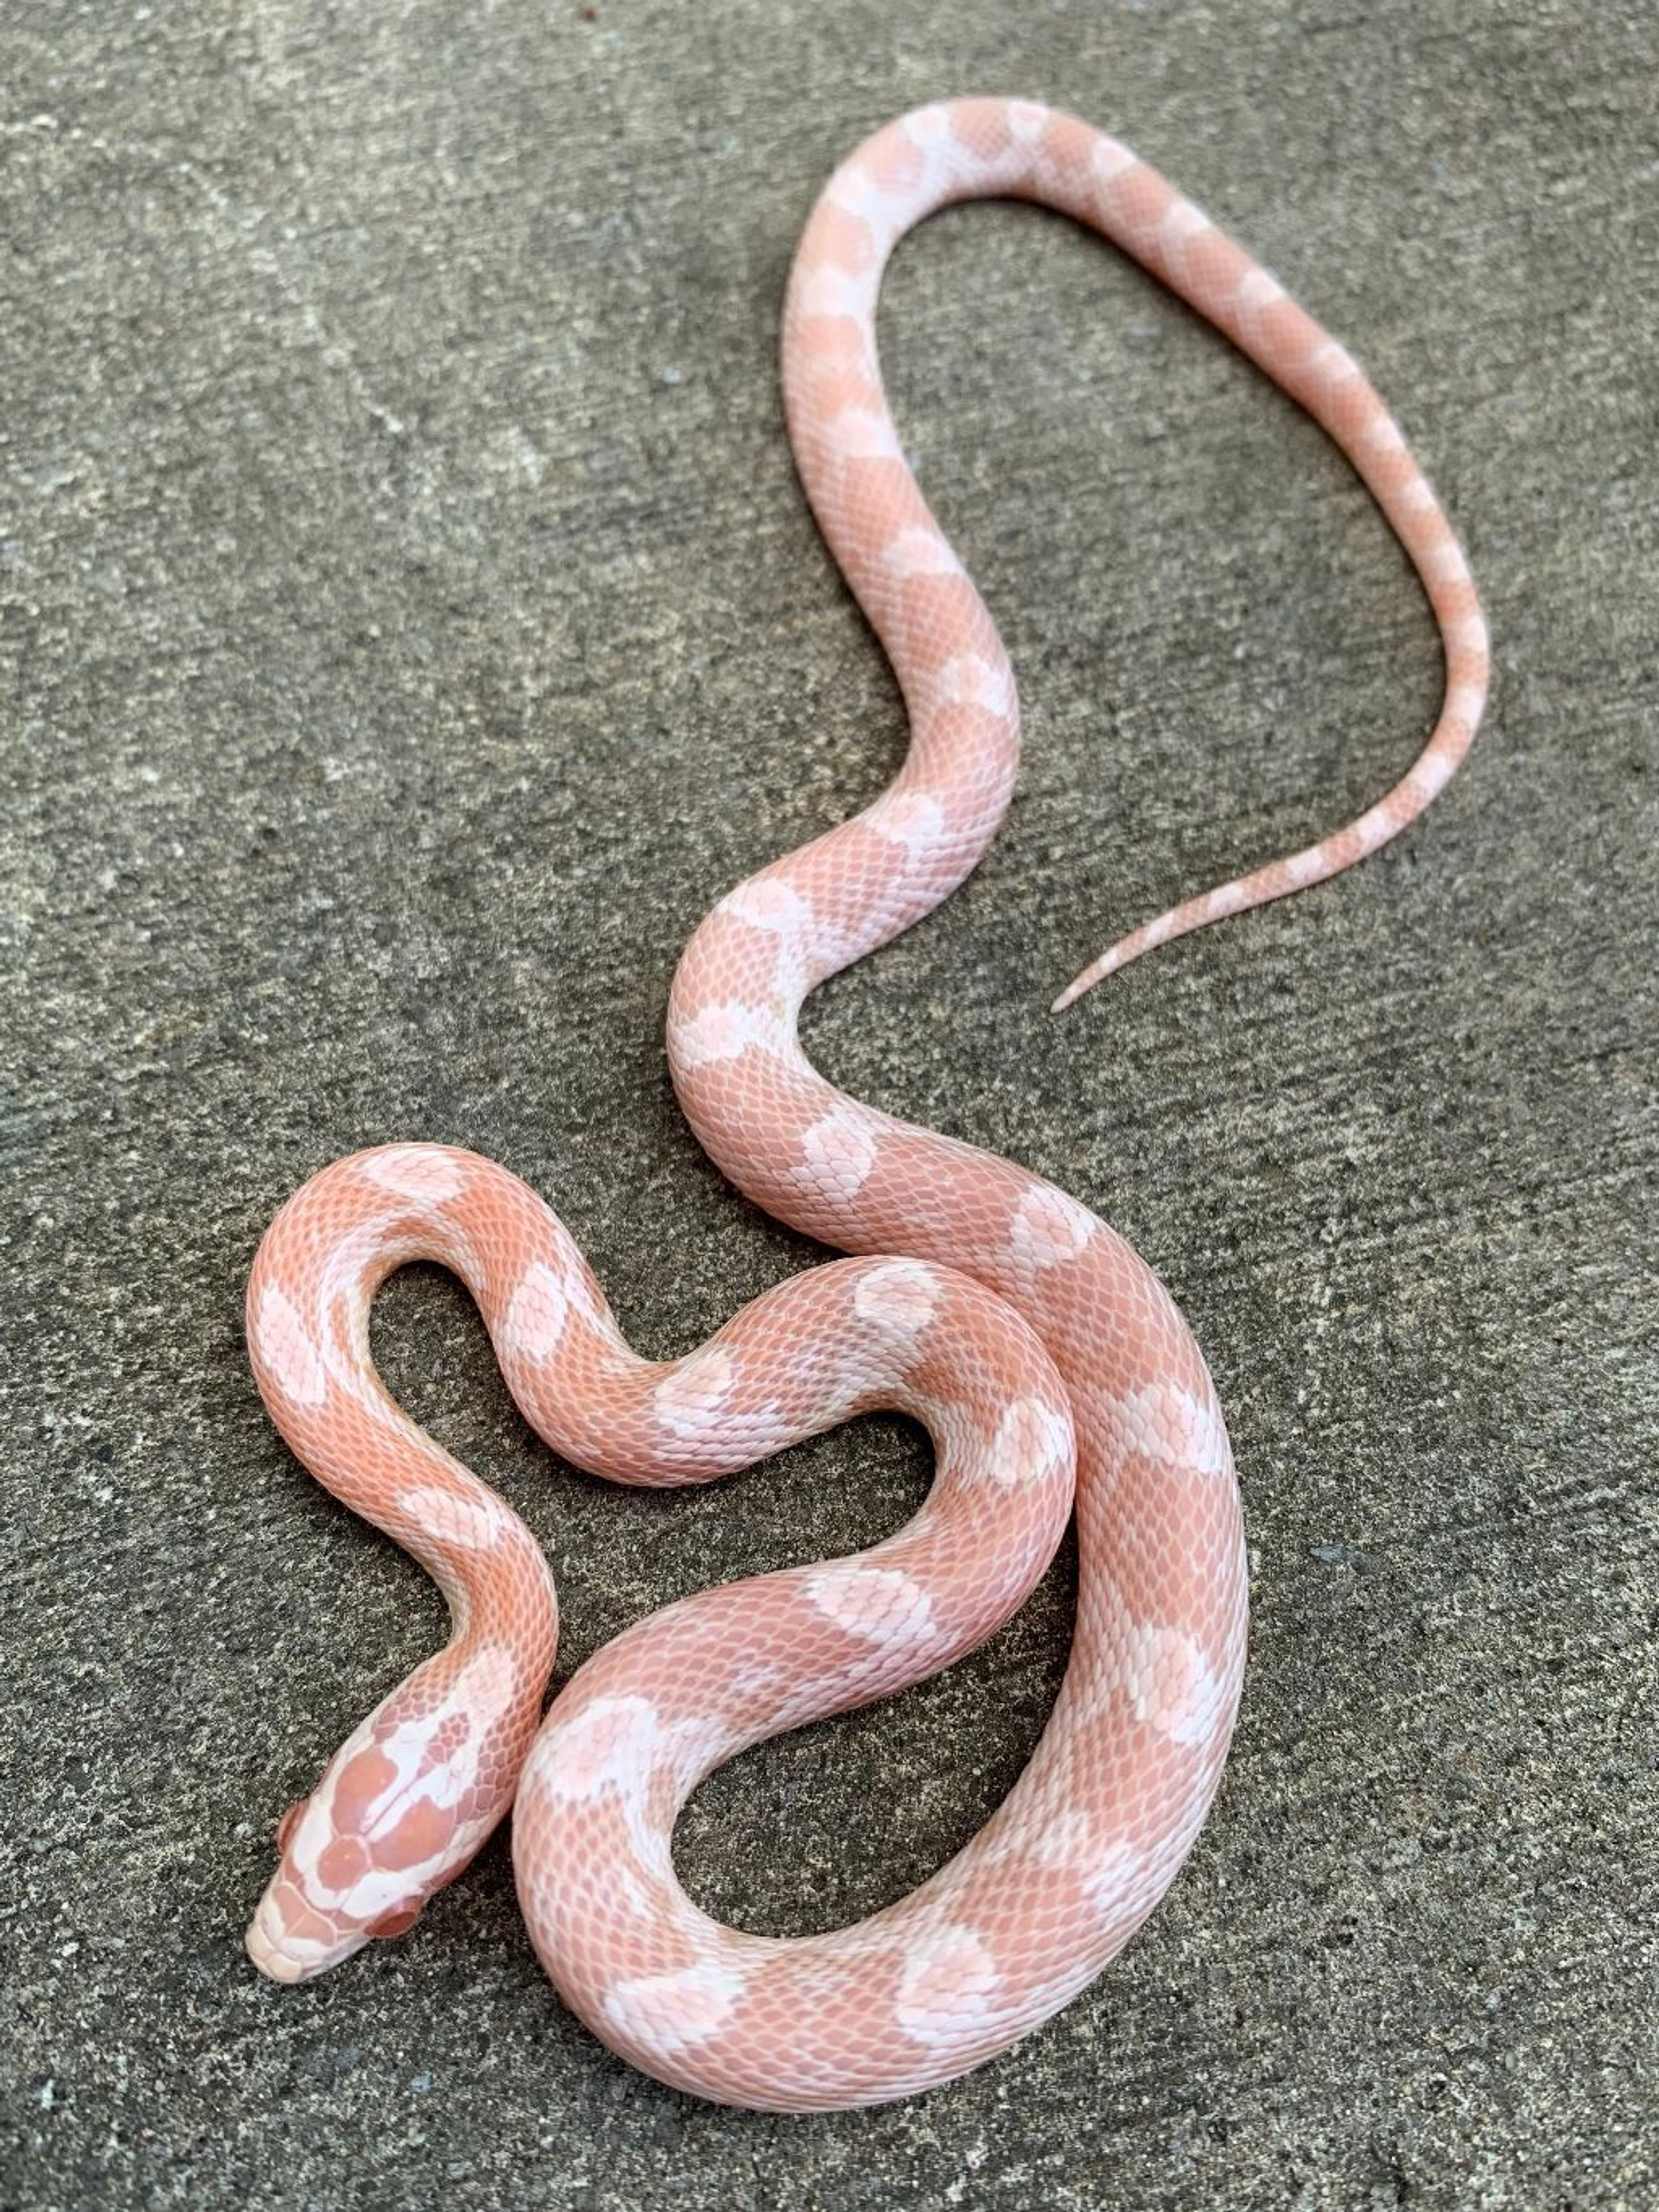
[243,98,1488,2111]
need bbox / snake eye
[276,1798,309,1851]
[365,1903,424,1940]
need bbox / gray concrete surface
[2,2,1654,2206]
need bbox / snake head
[245,1648,529,1984]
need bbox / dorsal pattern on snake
[243,100,1487,2110]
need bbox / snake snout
[244,1918,310,1985]
[244,1880,366,1985]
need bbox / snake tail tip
[1052,955,1120,1013]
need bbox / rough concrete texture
[2,1,1654,2206]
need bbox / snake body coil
[244,100,1487,2110]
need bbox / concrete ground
[2,2,1654,2206]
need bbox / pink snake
[243,99,1487,2110]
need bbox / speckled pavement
[2,3,1654,2206]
